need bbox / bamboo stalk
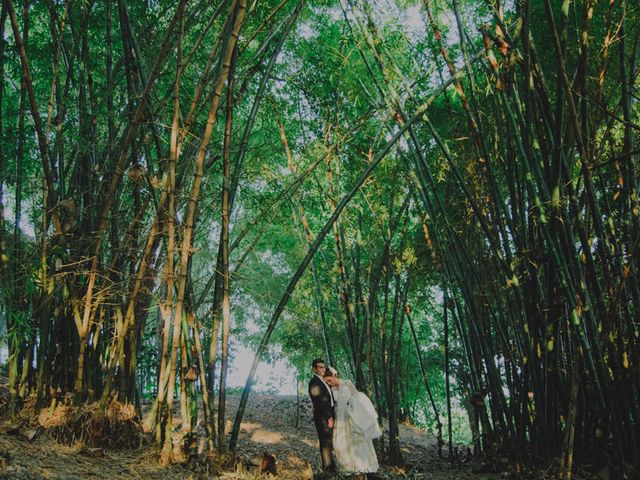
[74,0,189,401]
[217,43,237,453]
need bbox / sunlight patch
[239,422,262,433]
[250,429,284,444]
[301,437,318,448]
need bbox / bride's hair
[323,366,338,377]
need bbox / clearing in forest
[0,392,494,479]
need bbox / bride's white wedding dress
[332,379,382,473]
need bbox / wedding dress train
[332,380,382,473]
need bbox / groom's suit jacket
[308,374,335,421]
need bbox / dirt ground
[0,392,499,479]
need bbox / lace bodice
[333,379,357,404]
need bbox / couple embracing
[308,358,382,476]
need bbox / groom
[308,358,336,472]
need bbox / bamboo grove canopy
[0,0,639,475]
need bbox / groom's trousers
[314,416,335,471]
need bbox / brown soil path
[0,392,495,479]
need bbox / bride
[323,367,382,474]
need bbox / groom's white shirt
[314,373,335,407]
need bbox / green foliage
[1,0,639,466]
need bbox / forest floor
[0,391,516,479]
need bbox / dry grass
[37,400,144,449]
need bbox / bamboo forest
[0,0,638,478]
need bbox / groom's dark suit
[309,374,335,471]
